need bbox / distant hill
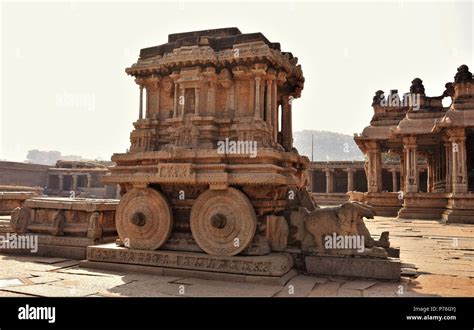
[294,130,365,161]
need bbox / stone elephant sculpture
[290,202,389,254]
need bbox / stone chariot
[103,28,309,257]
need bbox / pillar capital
[135,77,146,88]
[364,139,380,152]
[143,74,161,89]
[447,127,465,141]
[276,70,287,86]
[402,135,417,147]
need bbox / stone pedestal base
[0,234,116,259]
[83,244,295,284]
[0,191,40,215]
[305,255,401,281]
[442,193,474,224]
[349,192,402,217]
[397,192,447,220]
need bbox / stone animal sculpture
[290,202,389,254]
[350,202,390,249]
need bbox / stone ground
[0,214,473,297]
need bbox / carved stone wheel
[116,188,173,250]
[190,187,257,256]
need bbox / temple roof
[126,28,304,97]
[140,27,283,59]
[55,160,107,169]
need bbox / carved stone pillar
[145,76,160,119]
[272,82,278,142]
[399,153,405,192]
[207,81,216,115]
[87,174,92,188]
[195,87,200,116]
[307,169,314,192]
[180,86,185,118]
[345,168,354,192]
[324,169,334,193]
[366,140,383,193]
[265,79,272,124]
[234,79,240,115]
[427,158,434,193]
[139,85,144,120]
[444,142,452,192]
[391,170,398,192]
[403,136,419,193]
[254,76,261,119]
[449,128,468,193]
[281,95,293,151]
[58,175,64,191]
[173,82,178,117]
[72,175,78,190]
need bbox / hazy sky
[1,0,472,162]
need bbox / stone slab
[275,275,320,297]
[308,281,342,297]
[80,260,297,286]
[35,235,117,247]
[0,234,117,259]
[24,197,119,212]
[0,244,86,260]
[442,209,474,224]
[398,207,446,220]
[305,255,401,281]
[86,244,294,277]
